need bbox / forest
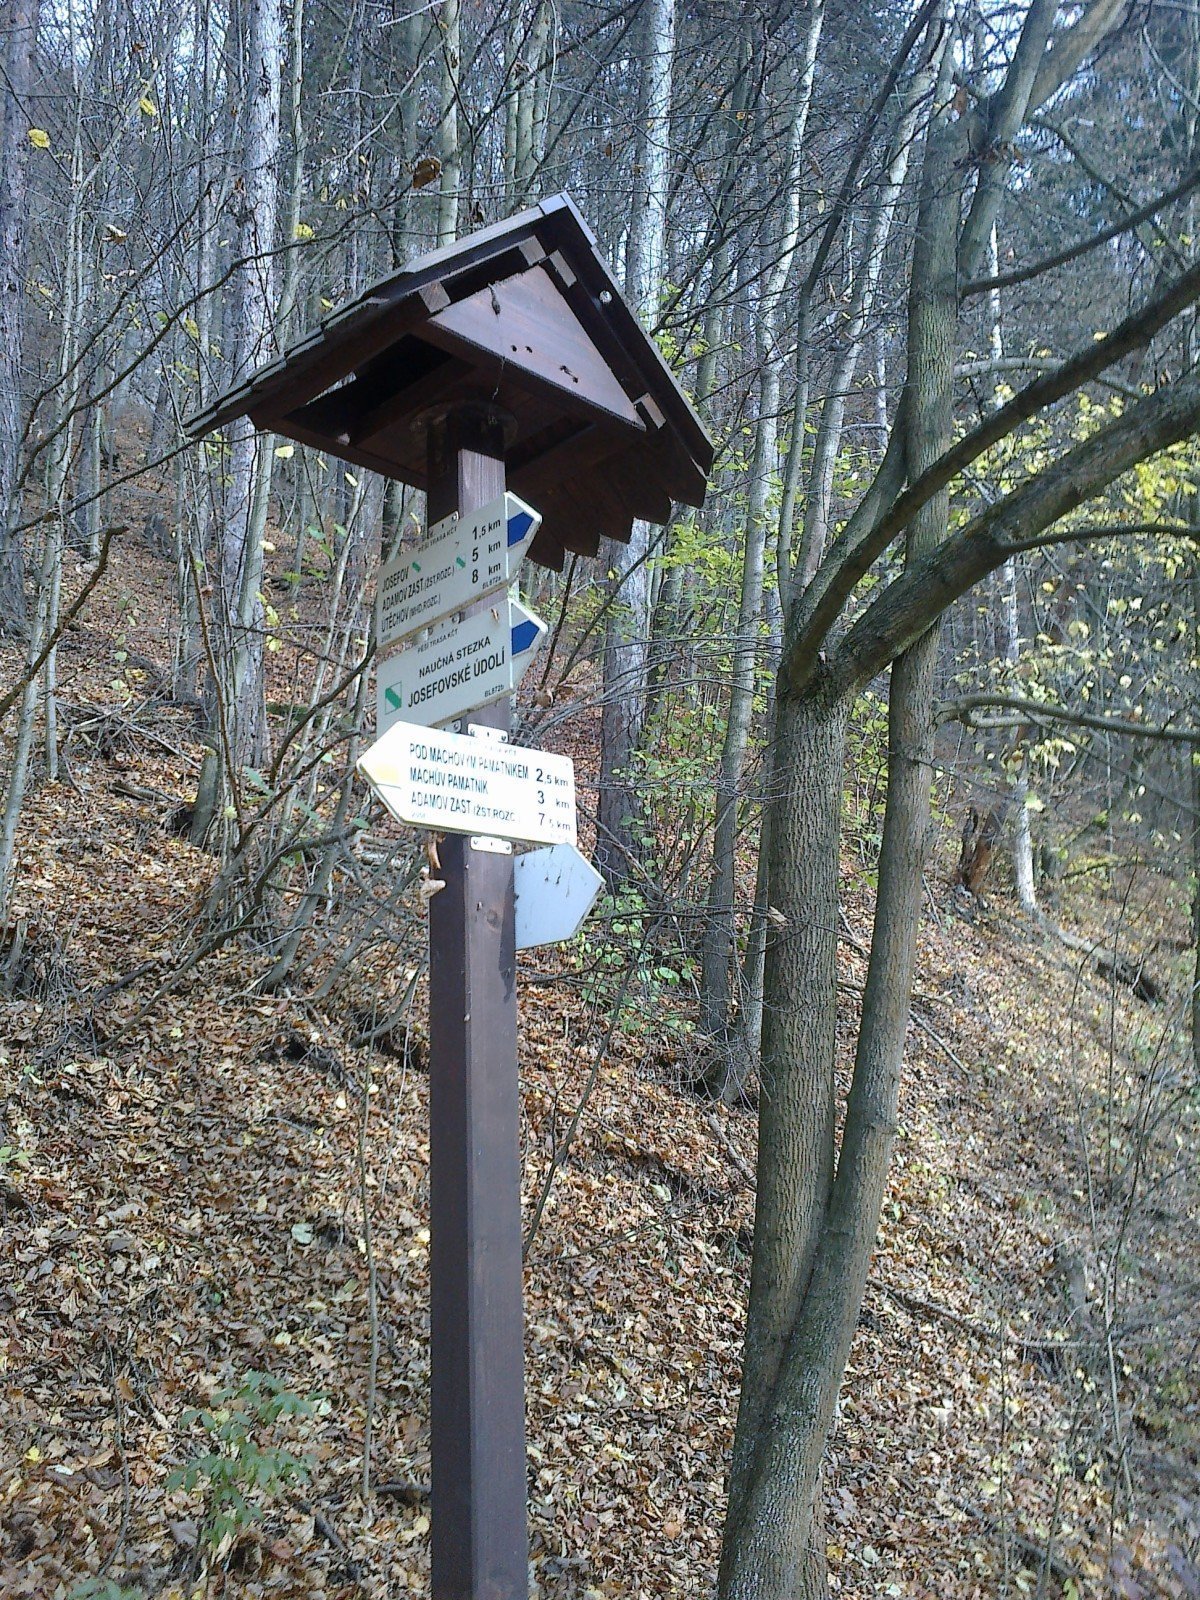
[3,0,1200,1594]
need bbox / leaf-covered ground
[2,530,1199,1598]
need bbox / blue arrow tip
[507,511,534,548]
[511,619,541,654]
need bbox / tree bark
[699,2,824,1044]
[219,0,281,767]
[0,0,36,631]
[436,0,460,246]
[985,224,1037,909]
[596,0,674,888]
[718,679,846,1599]
[699,364,776,1037]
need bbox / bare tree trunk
[391,7,424,258]
[690,32,749,411]
[596,0,674,887]
[985,224,1037,909]
[646,30,752,732]
[193,0,281,849]
[276,0,306,341]
[699,366,776,1039]
[0,532,58,914]
[503,1,523,192]
[1000,554,1038,910]
[623,0,673,311]
[717,684,847,1598]
[510,0,550,202]
[436,0,460,246]
[871,324,889,453]
[40,11,94,782]
[719,32,957,1593]
[699,2,824,1044]
[795,44,938,586]
[0,0,35,631]
[218,0,281,765]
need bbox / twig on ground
[97,1343,131,1578]
[704,1109,756,1186]
[374,1479,431,1503]
[296,1496,362,1582]
[954,1496,1080,1583]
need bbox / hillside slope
[1,534,1198,1599]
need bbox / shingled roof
[186,193,713,571]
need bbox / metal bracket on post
[470,835,514,854]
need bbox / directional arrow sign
[376,491,542,649]
[513,844,604,949]
[358,721,577,846]
[376,597,547,735]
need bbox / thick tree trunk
[719,680,847,1596]
[720,39,959,1595]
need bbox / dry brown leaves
[2,525,1199,1598]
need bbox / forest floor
[2,511,1199,1600]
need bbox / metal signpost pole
[423,403,529,1599]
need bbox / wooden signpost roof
[187,193,713,571]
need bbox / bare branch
[942,693,1200,744]
[828,366,1200,693]
[960,166,1200,298]
[785,254,1200,690]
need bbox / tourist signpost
[189,194,713,1600]
[514,843,603,949]
[375,595,547,734]
[375,491,541,648]
[359,719,576,845]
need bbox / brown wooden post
[423,402,528,1600]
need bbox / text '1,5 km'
[376,491,541,648]
[358,720,577,847]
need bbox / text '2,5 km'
[358,721,577,847]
